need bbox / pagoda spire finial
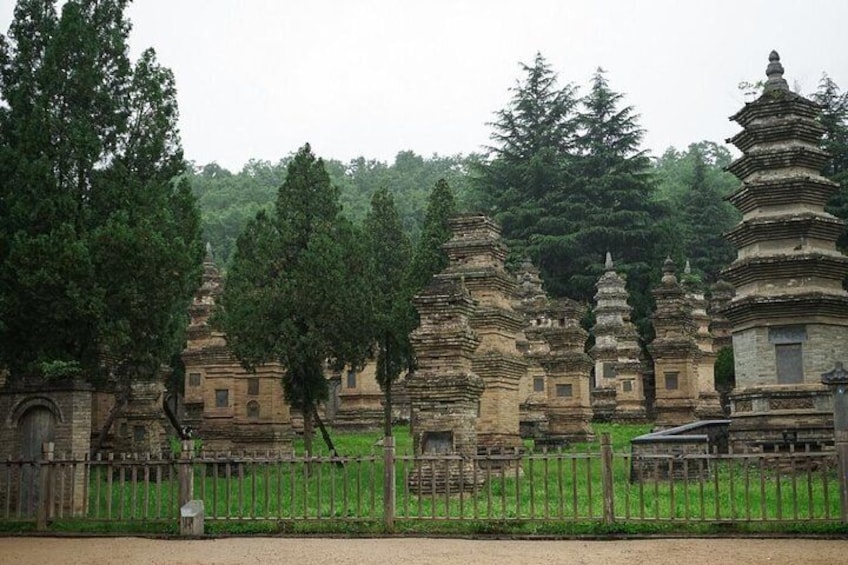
[661,256,677,285]
[763,50,789,94]
[605,251,614,270]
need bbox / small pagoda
[514,259,594,444]
[440,215,527,452]
[682,263,724,420]
[514,259,551,438]
[649,258,703,427]
[722,52,848,449]
[590,252,647,422]
[181,245,292,453]
[407,277,484,492]
[538,297,595,444]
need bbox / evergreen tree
[363,188,414,436]
[0,0,202,387]
[814,75,848,250]
[406,179,457,294]
[219,144,371,456]
[679,144,738,281]
[474,52,579,261]
[550,69,661,332]
[530,69,662,336]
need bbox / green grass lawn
[70,422,841,530]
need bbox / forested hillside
[191,54,848,345]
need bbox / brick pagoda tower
[682,262,724,420]
[407,277,484,492]
[590,252,647,422]
[514,259,551,438]
[723,52,848,448]
[181,245,292,453]
[441,215,527,451]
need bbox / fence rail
[0,435,842,531]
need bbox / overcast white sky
[2,0,847,171]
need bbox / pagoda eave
[726,147,830,180]
[724,215,844,248]
[729,95,820,128]
[728,120,825,153]
[727,176,839,213]
[724,293,848,329]
[721,253,848,287]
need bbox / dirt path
[0,537,845,565]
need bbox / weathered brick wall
[734,324,848,389]
[0,384,92,516]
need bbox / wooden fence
[0,434,843,531]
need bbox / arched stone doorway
[19,406,56,516]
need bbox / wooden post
[36,442,54,531]
[383,435,395,532]
[178,440,194,509]
[822,363,848,523]
[600,433,615,525]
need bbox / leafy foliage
[406,179,457,295]
[814,74,848,250]
[477,57,667,337]
[473,52,579,262]
[0,0,202,383]
[218,144,372,452]
[363,188,415,435]
[191,151,476,268]
[652,141,739,282]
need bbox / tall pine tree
[406,179,457,294]
[219,144,371,457]
[363,188,415,436]
[474,53,579,261]
[814,74,848,250]
[0,0,202,386]
[553,68,661,332]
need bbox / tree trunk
[313,405,344,466]
[93,388,129,454]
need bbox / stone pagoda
[722,51,848,449]
[514,259,551,438]
[514,259,595,444]
[181,245,292,453]
[407,277,484,492]
[537,297,595,444]
[682,262,724,420]
[649,259,705,427]
[440,215,527,451]
[590,252,647,422]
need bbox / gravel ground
[0,537,846,565]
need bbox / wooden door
[19,407,56,516]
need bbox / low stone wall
[630,420,730,481]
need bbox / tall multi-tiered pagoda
[723,52,848,448]
[514,259,551,438]
[441,215,527,451]
[590,252,647,422]
[407,277,484,492]
[649,258,701,426]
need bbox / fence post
[36,441,54,531]
[600,433,615,525]
[178,440,194,509]
[383,435,395,532]
[822,363,848,523]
